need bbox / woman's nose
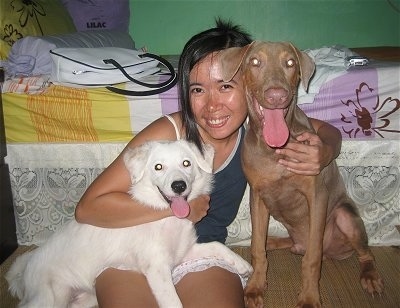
[206,92,221,111]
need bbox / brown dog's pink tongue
[170,196,190,218]
[262,109,289,148]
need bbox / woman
[75,19,342,307]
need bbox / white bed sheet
[6,140,400,246]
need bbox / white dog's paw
[227,253,253,276]
[240,259,253,276]
[154,294,183,308]
[69,291,98,308]
[202,242,253,276]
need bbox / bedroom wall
[129,0,400,55]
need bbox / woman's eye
[190,87,203,94]
[155,163,163,171]
[221,84,233,90]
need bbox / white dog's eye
[250,57,260,67]
[155,163,163,171]
[183,160,191,167]
[286,59,295,67]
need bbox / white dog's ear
[183,141,214,174]
[123,144,150,183]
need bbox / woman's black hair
[178,18,252,152]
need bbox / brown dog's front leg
[296,178,328,308]
[245,189,269,308]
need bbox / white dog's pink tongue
[262,108,289,148]
[170,197,190,218]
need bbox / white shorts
[98,257,251,289]
[172,257,250,288]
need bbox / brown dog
[219,41,383,308]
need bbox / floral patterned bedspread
[300,61,400,140]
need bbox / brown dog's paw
[244,286,264,308]
[295,303,321,308]
[245,296,264,308]
[360,260,384,295]
[295,299,322,308]
[296,293,322,308]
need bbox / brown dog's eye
[287,59,295,67]
[183,160,191,167]
[250,57,261,67]
[155,163,163,171]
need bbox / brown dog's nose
[265,88,288,105]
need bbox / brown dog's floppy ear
[219,41,256,82]
[289,43,315,92]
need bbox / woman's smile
[205,115,231,127]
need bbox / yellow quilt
[3,80,178,143]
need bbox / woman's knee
[176,267,245,308]
[95,268,158,308]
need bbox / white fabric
[172,257,250,287]
[5,140,400,247]
[298,45,357,104]
[4,30,135,77]
[164,114,181,139]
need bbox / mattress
[2,75,179,143]
[2,48,400,247]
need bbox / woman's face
[189,52,248,141]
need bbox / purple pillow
[61,0,130,32]
[4,30,135,77]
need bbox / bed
[1,45,399,248]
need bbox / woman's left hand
[275,132,333,175]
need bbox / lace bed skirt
[5,140,400,246]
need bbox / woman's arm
[276,118,342,175]
[75,114,211,228]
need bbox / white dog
[6,140,252,308]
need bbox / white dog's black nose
[171,180,187,194]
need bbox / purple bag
[61,0,130,32]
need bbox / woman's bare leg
[95,266,244,308]
[177,266,244,308]
[95,268,158,308]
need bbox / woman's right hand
[187,194,210,223]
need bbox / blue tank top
[195,126,247,243]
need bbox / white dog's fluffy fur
[6,140,252,308]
